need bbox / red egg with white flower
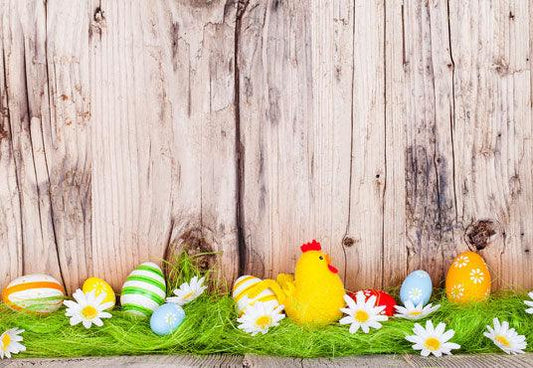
[347,289,397,316]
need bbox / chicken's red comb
[301,239,322,252]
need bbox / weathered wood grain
[4,354,244,368]
[237,0,355,281]
[405,353,533,368]
[45,0,93,293]
[0,0,240,293]
[243,354,409,368]
[449,0,533,290]
[163,0,240,288]
[383,0,460,287]
[237,0,385,290]
[7,354,533,368]
[0,0,64,287]
[1,0,532,293]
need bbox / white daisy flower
[450,284,465,301]
[63,289,113,329]
[484,318,527,355]
[408,288,423,303]
[470,268,485,284]
[524,292,533,314]
[339,292,388,334]
[0,328,25,359]
[453,255,470,268]
[394,301,440,320]
[405,320,460,357]
[237,302,285,336]
[167,276,207,306]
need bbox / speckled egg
[82,277,116,310]
[400,270,432,306]
[232,275,280,316]
[120,262,166,318]
[348,289,397,316]
[446,251,491,303]
[2,274,65,314]
[150,303,185,336]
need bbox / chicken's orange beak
[325,254,338,274]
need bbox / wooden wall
[1,0,532,294]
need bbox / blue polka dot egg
[399,270,432,306]
[150,303,185,336]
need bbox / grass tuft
[1,254,532,358]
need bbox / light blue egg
[150,303,185,336]
[399,270,432,306]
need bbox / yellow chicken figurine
[248,240,345,327]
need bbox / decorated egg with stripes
[1,274,65,314]
[120,262,166,317]
[232,275,279,315]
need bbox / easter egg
[150,303,185,336]
[347,289,397,316]
[2,274,65,314]
[82,277,116,310]
[120,262,166,317]
[446,251,491,303]
[232,275,280,315]
[400,270,433,306]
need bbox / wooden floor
[3,354,533,368]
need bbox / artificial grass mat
[1,255,532,358]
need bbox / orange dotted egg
[445,251,491,303]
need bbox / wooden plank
[449,0,533,289]
[0,0,23,291]
[10,354,533,368]
[243,354,409,368]
[88,0,176,290]
[237,0,353,281]
[163,0,240,287]
[405,353,533,368]
[384,0,459,287]
[44,0,93,293]
[4,355,244,368]
[237,0,384,290]
[86,0,239,290]
[0,0,64,290]
[343,0,386,289]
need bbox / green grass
[1,254,532,358]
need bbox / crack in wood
[234,0,249,276]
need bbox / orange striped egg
[232,275,279,315]
[2,274,65,314]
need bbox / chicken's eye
[319,256,324,260]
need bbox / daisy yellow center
[1,333,10,347]
[495,335,511,347]
[408,311,422,316]
[424,337,441,351]
[255,316,272,328]
[81,305,98,319]
[183,292,194,300]
[354,310,369,323]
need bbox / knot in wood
[343,237,355,247]
[465,220,500,251]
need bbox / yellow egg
[445,251,491,303]
[82,277,116,309]
[232,275,279,315]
